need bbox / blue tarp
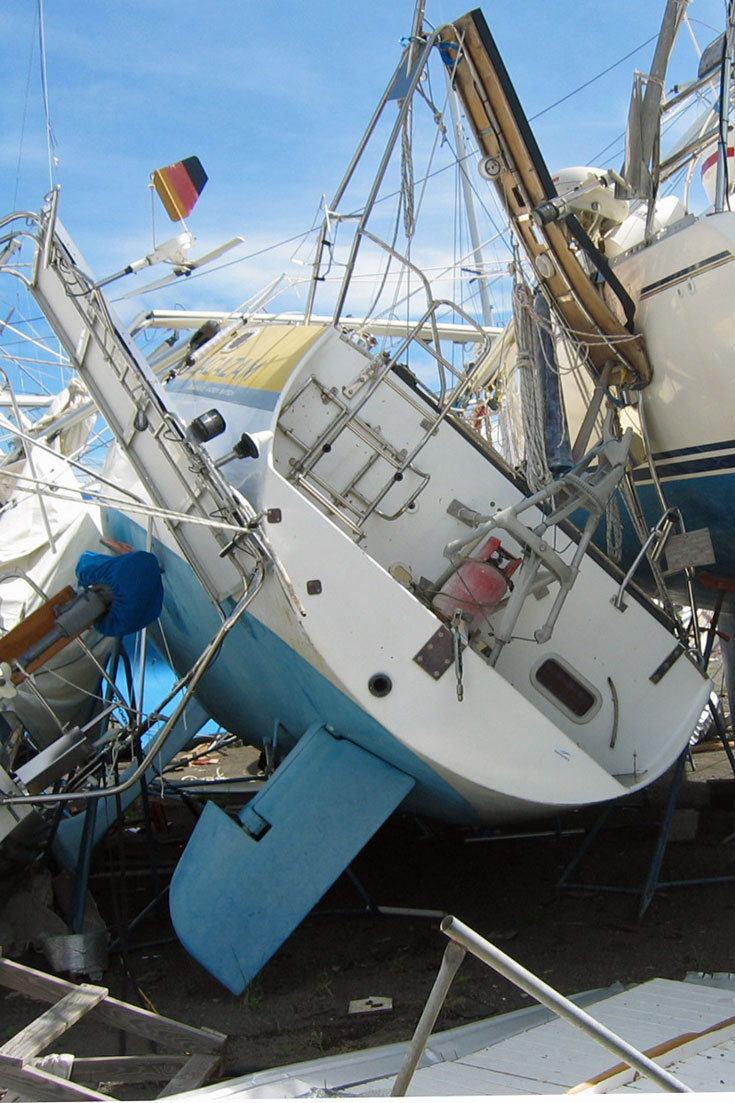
[76,550,163,637]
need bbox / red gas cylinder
[433,536,520,630]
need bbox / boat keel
[168,723,415,993]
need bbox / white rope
[401,110,416,240]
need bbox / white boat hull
[104,321,709,824]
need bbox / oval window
[531,656,601,723]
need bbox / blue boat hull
[105,509,480,827]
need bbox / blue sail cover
[533,290,572,476]
[75,550,163,637]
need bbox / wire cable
[529,33,660,122]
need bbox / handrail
[612,506,679,612]
[391,915,691,1095]
[0,366,56,554]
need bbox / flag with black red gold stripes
[152,156,208,220]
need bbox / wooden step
[0,957,227,1101]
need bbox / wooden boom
[442,9,651,387]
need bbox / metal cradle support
[559,733,735,919]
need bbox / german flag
[152,156,208,221]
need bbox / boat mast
[445,75,494,327]
[407,0,426,68]
[714,0,735,212]
[304,1,437,325]
[621,0,688,219]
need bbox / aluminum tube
[441,916,692,1093]
[391,940,466,1096]
[0,366,56,553]
[715,3,735,213]
[330,30,442,324]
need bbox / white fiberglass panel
[613,212,735,457]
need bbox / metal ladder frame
[2,192,264,609]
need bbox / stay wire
[528,32,660,122]
[37,0,58,190]
[13,8,38,211]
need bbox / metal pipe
[330,30,442,324]
[445,68,494,326]
[0,416,145,505]
[612,507,679,610]
[571,362,611,462]
[715,1,735,212]
[135,516,154,728]
[391,940,466,1096]
[440,916,692,1093]
[133,309,500,344]
[0,366,56,553]
[2,469,258,537]
[663,70,720,113]
[304,47,416,322]
[358,228,443,364]
[659,124,719,179]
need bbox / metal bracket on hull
[413,625,455,680]
[169,724,414,993]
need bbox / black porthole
[531,655,601,723]
[369,673,393,697]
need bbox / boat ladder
[279,365,431,538]
[278,299,491,540]
[5,192,265,609]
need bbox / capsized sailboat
[0,5,713,993]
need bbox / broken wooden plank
[0,958,226,1053]
[156,1051,224,1097]
[0,1053,112,1102]
[155,1045,221,1098]
[2,984,107,1061]
[71,1054,187,1086]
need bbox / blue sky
[0,0,727,324]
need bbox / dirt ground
[2,744,735,1096]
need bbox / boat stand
[559,720,735,918]
[329,864,445,920]
[560,573,735,918]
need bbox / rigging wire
[13,8,39,211]
[37,0,58,191]
[528,33,660,122]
